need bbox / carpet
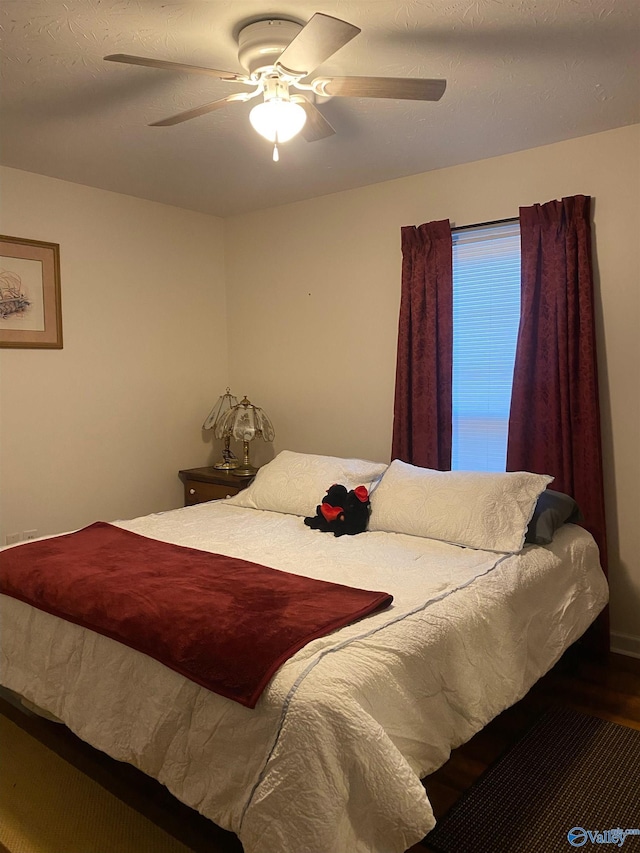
[0,714,195,853]
[425,706,640,853]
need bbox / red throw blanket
[0,522,392,708]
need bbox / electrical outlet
[23,529,38,540]
[6,533,21,545]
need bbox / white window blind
[451,220,521,472]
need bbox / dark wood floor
[2,647,639,853]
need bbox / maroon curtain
[507,195,607,576]
[392,220,452,469]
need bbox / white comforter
[0,502,608,853]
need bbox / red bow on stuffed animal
[320,503,344,523]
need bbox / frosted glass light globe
[249,99,307,143]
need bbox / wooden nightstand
[178,467,255,506]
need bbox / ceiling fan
[105,12,446,160]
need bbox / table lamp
[202,388,239,470]
[217,395,275,477]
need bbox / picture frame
[0,235,62,349]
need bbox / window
[451,220,521,472]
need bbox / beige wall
[225,125,640,651]
[0,167,228,539]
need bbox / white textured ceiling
[1,0,638,217]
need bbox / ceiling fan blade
[149,92,251,126]
[297,98,336,141]
[104,54,247,82]
[276,13,361,77]
[319,76,446,101]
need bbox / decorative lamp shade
[218,396,275,476]
[203,388,238,435]
[202,388,240,470]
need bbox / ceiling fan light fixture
[249,98,307,143]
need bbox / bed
[0,451,609,853]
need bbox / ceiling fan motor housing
[237,19,303,76]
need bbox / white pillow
[369,459,553,552]
[226,450,388,517]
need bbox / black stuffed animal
[304,483,371,537]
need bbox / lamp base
[213,459,240,470]
[231,439,257,478]
[232,464,257,478]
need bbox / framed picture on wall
[0,235,62,349]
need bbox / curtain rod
[452,215,518,233]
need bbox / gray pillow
[525,489,582,545]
